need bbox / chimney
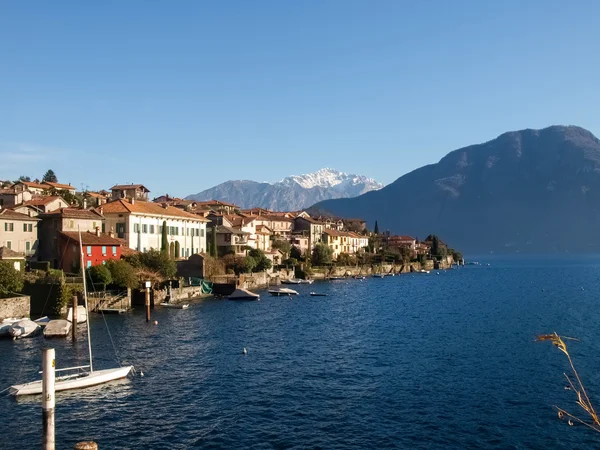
[109,227,114,238]
[83,198,87,209]
[130,198,135,205]
[99,206,104,216]
[95,226,101,237]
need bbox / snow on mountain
[185,168,384,211]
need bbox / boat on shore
[228,288,260,301]
[268,288,299,296]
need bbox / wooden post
[42,347,55,450]
[74,443,98,450]
[72,295,78,342]
[145,286,150,322]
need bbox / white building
[101,199,209,258]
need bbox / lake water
[2,258,600,449]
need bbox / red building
[58,229,127,272]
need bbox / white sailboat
[9,229,133,396]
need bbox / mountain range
[310,125,600,253]
[186,168,383,211]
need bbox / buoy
[564,385,571,390]
[243,347,247,355]
[568,419,574,426]
[581,287,585,291]
[558,411,564,419]
[154,320,158,325]
[140,371,144,377]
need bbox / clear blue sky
[1,1,599,197]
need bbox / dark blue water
[2,258,600,449]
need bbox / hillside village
[0,174,455,284]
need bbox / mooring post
[42,347,56,450]
[72,295,78,342]
[74,442,98,450]
[145,281,151,322]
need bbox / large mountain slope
[186,168,383,211]
[310,126,600,253]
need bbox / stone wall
[0,295,30,320]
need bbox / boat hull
[160,303,189,309]
[9,366,134,396]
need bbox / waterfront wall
[0,295,30,320]
[309,258,452,279]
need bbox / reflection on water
[2,261,600,449]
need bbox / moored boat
[281,279,302,285]
[9,319,40,339]
[309,292,327,297]
[228,288,260,300]
[160,302,190,309]
[268,288,299,296]
[43,319,72,338]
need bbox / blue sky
[1,1,599,197]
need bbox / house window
[143,247,147,253]
[87,261,92,268]
[112,246,117,256]
[23,224,27,232]
[87,246,92,256]
[186,228,189,236]
[142,224,148,234]
[26,241,30,251]
[134,223,140,233]
[150,225,155,234]
[4,223,13,232]
[102,223,105,233]
[102,246,106,256]
[93,221,96,229]
[116,223,125,238]
[175,227,179,236]
[201,229,204,237]
[6,241,11,249]
[28,224,33,232]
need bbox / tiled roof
[0,188,17,195]
[195,200,239,208]
[18,181,47,190]
[42,207,104,220]
[0,209,40,221]
[294,216,323,225]
[43,181,75,191]
[60,231,126,246]
[86,192,107,199]
[388,235,416,241]
[23,196,66,207]
[0,246,24,258]
[110,184,150,192]
[101,199,209,221]
[224,214,256,227]
[216,225,248,235]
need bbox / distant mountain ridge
[186,168,383,211]
[310,126,600,253]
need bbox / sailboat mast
[78,227,94,373]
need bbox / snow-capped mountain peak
[280,168,382,190]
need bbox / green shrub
[0,262,24,296]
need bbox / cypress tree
[211,226,218,257]
[374,220,379,235]
[161,221,168,255]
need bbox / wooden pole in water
[72,295,78,342]
[74,442,98,450]
[145,285,151,322]
[42,347,55,450]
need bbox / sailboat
[9,229,133,396]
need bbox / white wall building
[102,199,208,258]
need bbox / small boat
[268,288,299,296]
[228,288,260,300]
[328,276,346,281]
[353,276,366,280]
[66,306,88,323]
[9,319,41,339]
[309,292,327,297]
[43,320,72,338]
[34,316,50,327]
[160,302,189,309]
[281,279,302,285]
[418,270,430,274]
[0,318,21,337]
[372,274,385,278]
[297,279,314,284]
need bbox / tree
[0,262,24,295]
[373,220,379,235]
[139,249,177,279]
[15,175,31,183]
[209,227,218,258]
[272,240,291,256]
[336,253,356,266]
[105,260,139,289]
[248,248,272,272]
[160,221,168,255]
[312,243,333,266]
[290,245,302,260]
[42,169,58,183]
[88,264,112,286]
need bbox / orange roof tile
[101,199,209,221]
[60,231,126,246]
[43,181,75,191]
[0,209,40,221]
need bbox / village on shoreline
[0,174,463,319]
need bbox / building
[85,192,109,207]
[322,229,368,260]
[386,235,417,254]
[101,199,208,258]
[215,225,250,255]
[0,208,40,258]
[12,181,47,195]
[42,181,77,195]
[290,233,310,255]
[192,200,239,215]
[0,246,26,271]
[0,188,32,207]
[251,215,293,239]
[38,208,106,267]
[110,184,150,202]
[22,196,70,213]
[255,225,273,252]
[58,229,125,272]
[293,216,325,252]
